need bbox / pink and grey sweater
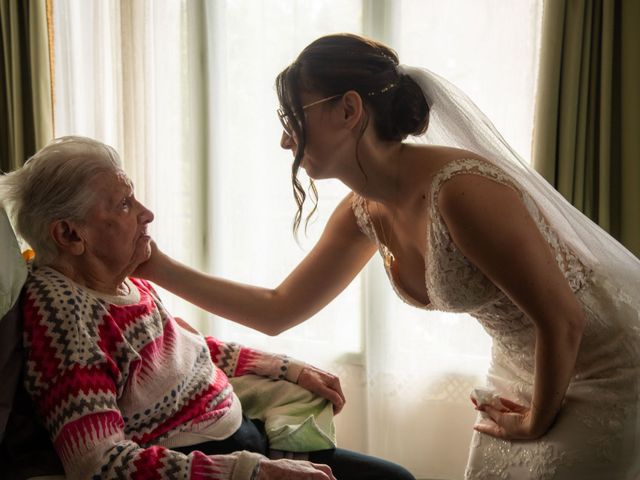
[21,266,305,480]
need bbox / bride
[138,33,640,479]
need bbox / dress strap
[430,158,520,207]
[350,193,376,242]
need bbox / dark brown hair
[276,33,430,236]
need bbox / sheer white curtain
[53,1,542,478]
[202,0,364,376]
[52,0,203,322]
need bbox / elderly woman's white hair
[0,136,123,266]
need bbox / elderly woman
[0,137,414,480]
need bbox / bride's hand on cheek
[133,240,167,282]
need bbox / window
[204,0,365,362]
[53,1,542,476]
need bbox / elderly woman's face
[82,170,154,276]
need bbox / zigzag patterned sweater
[22,266,305,480]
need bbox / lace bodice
[352,158,590,309]
[352,158,594,373]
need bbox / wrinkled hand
[258,458,336,480]
[472,396,545,440]
[297,366,346,414]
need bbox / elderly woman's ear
[50,220,86,256]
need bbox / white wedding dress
[352,157,640,480]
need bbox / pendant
[383,246,395,269]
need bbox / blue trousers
[173,415,415,480]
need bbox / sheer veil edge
[399,65,640,310]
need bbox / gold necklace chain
[371,156,403,270]
[374,200,398,270]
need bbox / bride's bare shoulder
[397,145,488,209]
[418,144,487,163]
[406,144,489,178]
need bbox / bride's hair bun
[380,71,430,141]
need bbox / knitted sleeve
[206,337,306,384]
[21,276,261,480]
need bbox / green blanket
[229,375,336,452]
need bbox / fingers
[478,404,505,424]
[474,404,511,439]
[312,462,337,480]
[473,402,536,440]
[498,397,528,413]
[258,459,335,480]
[328,389,345,414]
[325,374,346,414]
[473,419,505,438]
[315,375,345,414]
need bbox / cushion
[0,209,27,320]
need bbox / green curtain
[532,0,640,257]
[0,0,54,173]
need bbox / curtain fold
[52,0,204,324]
[0,0,54,172]
[533,0,640,257]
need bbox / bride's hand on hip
[472,397,548,440]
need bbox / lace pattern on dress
[465,434,568,480]
[351,158,593,315]
[429,158,592,298]
[351,193,376,242]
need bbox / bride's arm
[138,194,376,335]
[438,173,586,440]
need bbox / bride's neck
[345,141,411,207]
